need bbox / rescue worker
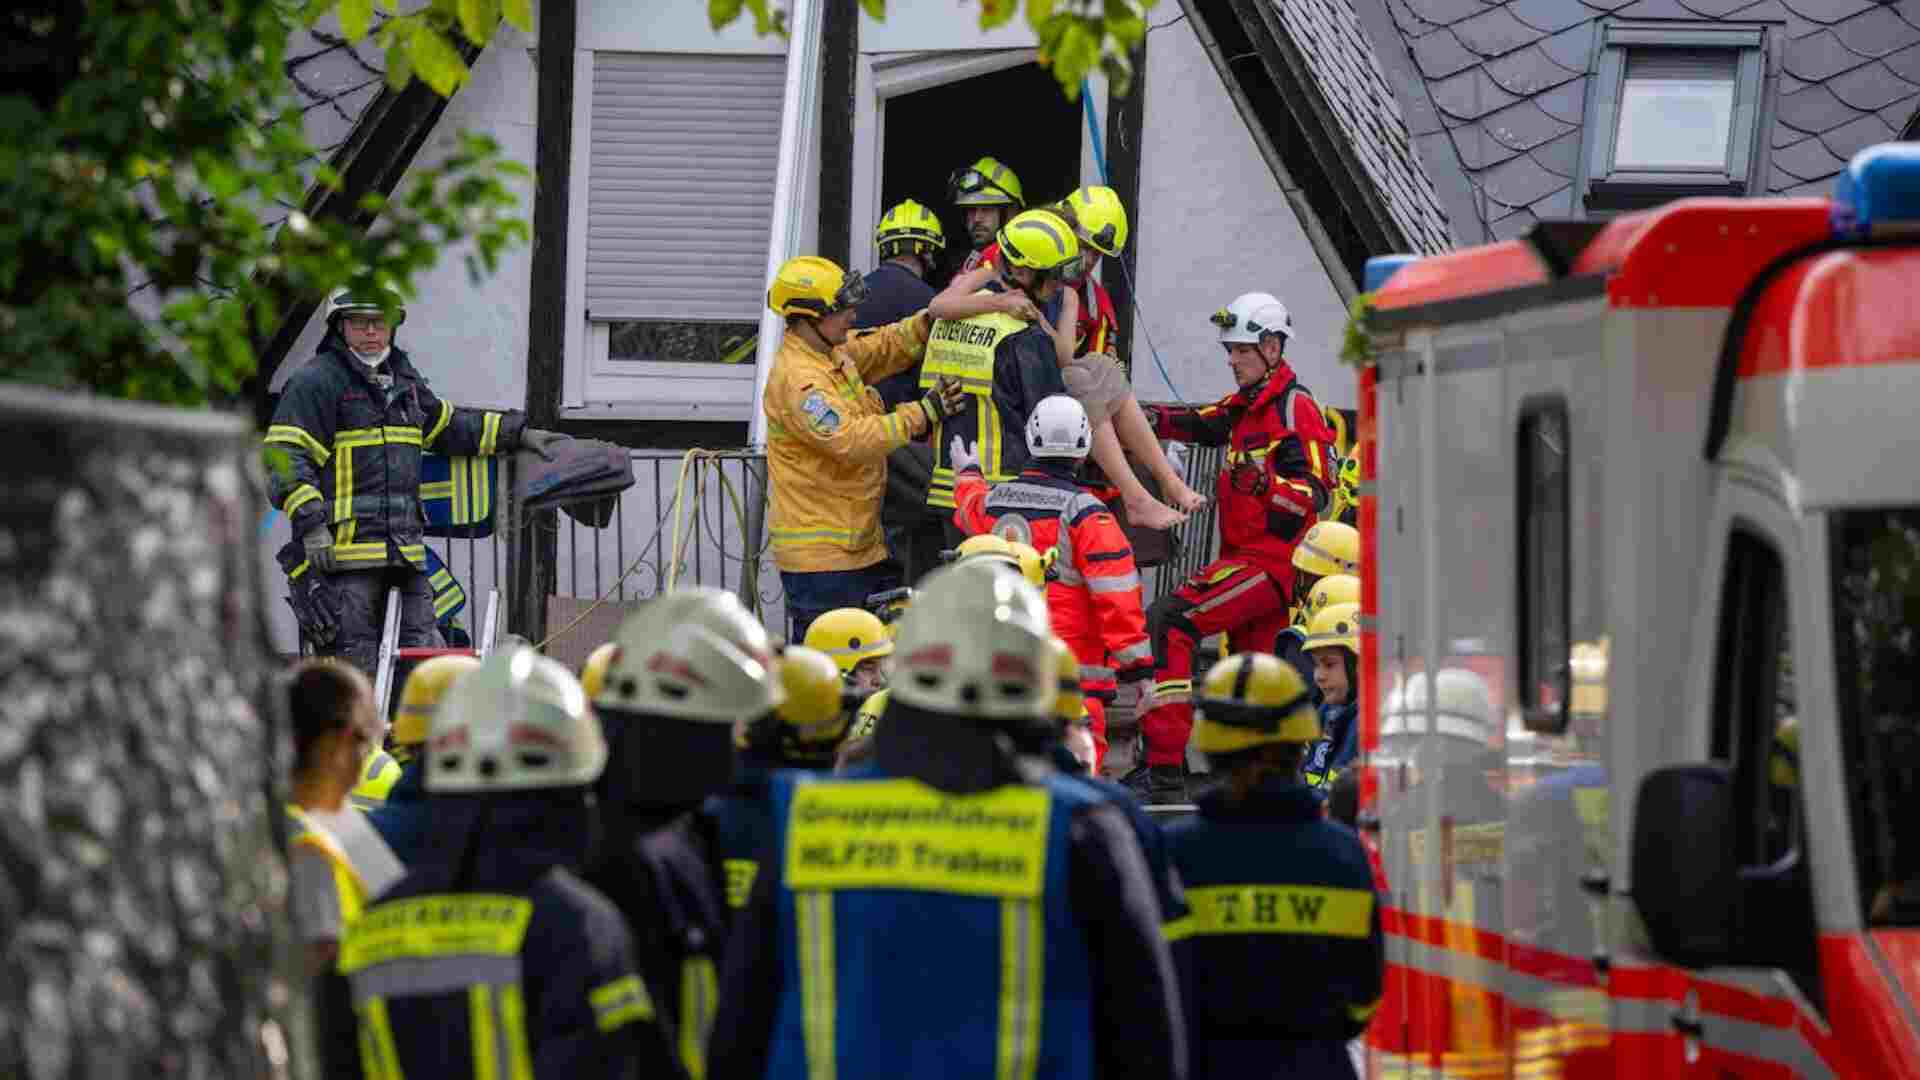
[338,646,674,1076]
[1165,653,1384,1078]
[584,587,782,1080]
[920,209,1083,534]
[1302,602,1361,792]
[802,607,892,694]
[950,394,1155,771]
[949,155,1025,275]
[363,652,478,864]
[859,199,946,408]
[1132,291,1340,804]
[265,288,564,676]
[1305,573,1360,624]
[764,255,967,641]
[709,561,1187,1079]
[1274,540,1361,691]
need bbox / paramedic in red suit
[948,394,1155,773]
[1130,292,1339,805]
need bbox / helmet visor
[1083,221,1119,255]
[948,166,1019,205]
[833,273,870,312]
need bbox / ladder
[371,586,501,720]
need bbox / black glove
[286,574,340,648]
[1229,461,1270,497]
[920,375,968,425]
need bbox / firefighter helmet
[1192,652,1320,754]
[1027,394,1092,460]
[803,608,894,676]
[1048,636,1088,730]
[1294,520,1361,578]
[597,587,782,720]
[325,287,406,328]
[1338,451,1362,505]
[772,645,850,755]
[849,686,889,741]
[426,647,607,793]
[580,642,618,702]
[1304,601,1361,656]
[1307,574,1361,623]
[1059,185,1129,257]
[995,210,1081,276]
[953,533,1054,590]
[1379,668,1494,746]
[890,560,1053,721]
[948,156,1024,208]
[875,198,945,260]
[768,255,870,318]
[391,653,481,749]
[1210,291,1291,345]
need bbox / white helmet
[1212,290,1291,345]
[1379,668,1494,747]
[1026,394,1092,460]
[426,647,607,793]
[890,561,1053,721]
[325,287,406,327]
[596,587,782,722]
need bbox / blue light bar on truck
[1363,254,1421,292]
[1831,142,1920,240]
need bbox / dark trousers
[781,563,902,643]
[884,514,952,587]
[326,565,440,677]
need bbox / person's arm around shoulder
[1070,801,1188,1080]
[843,308,936,383]
[929,267,1044,324]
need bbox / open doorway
[881,62,1082,288]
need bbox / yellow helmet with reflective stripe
[953,533,1053,589]
[849,686,889,741]
[949,156,1024,208]
[996,210,1080,276]
[803,608,894,675]
[1293,520,1361,578]
[392,653,481,748]
[876,199,946,258]
[1306,574,1360,623]
[1060,186,1129,257]
[774,645,850,752]
[768,255,869,318]
[1304,601,1361,656]
[1192,653,1320,754]
[1048,637,1088,729]
[580,641,618,702]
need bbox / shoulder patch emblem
[799,389,842,434]
[992,513,1033,547]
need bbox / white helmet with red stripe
[890,560,1053,721]
[595,586,784,722]
[427,646,607,793]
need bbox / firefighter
[950,393,1156,772]
[1165,652,1384,1079]
[583,586,782,1080]
[762,254,969,642]
[860,199,945,407]
[1132,291,1340,804]
[709,560,1187,1079]
[920,209,1083,535]
[949,155,1025,275]
[1291,521,1360,616]
[1329,451,1362,526]
[265,288,563,676]
[337,646,674,1077]
[1303,602,1362,792]
[363,652,479,864]
[802,607,893,694]
[1306,573,1360,624]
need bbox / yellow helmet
[1339,451,1361,503]
[948,156,1024,208]
[774,645,850,752]
[1293,520,1361,578]
[392,653,481,748]
[996,209,1081,276]
[1306,574,1360,623]
[803,607,894,675]
[876,199,945,259]
[1048,637,1088,729]
[580,641,618,702]
[768,255,869,318]
[953,534,1053,589]
[1060,186,1129,257]
[1191,653,1320,755]
[1304,601,1361,656]
[850,686,889,741]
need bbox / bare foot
[1124,492,1187,531]
[1161,476,1209,513]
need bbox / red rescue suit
[1139,366,1338,767]
[952,462,1153,769]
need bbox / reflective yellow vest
[287,804,370,926]
[921,304,1029,509]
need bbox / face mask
[352,346,391,367]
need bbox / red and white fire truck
[1354,142,1920,1077]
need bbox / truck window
[1830,508,1920,928]
[1518,401,1570,733]
[1710,530,1799,869]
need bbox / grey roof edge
[1349,0,1490,244]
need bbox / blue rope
[1080,77,1189,405]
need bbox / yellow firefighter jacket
[765,312,933,573]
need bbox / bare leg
[1091,419,1185,530]
[1115,395,1207,512]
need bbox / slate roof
[273,20,390,226]
[1270,0,1459,253]
[1352,0,1920,242]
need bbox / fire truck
[1354,142,1920,1077]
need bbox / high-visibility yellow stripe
[1183,884,1374,938]
[724,859,758,910]
[1348,998,1379,1023]
[283,484,323,518]
[797,891,836,1080]
[680,955,718,1080]
[499,984,534,1080]
[289,560,310,581]
[419,481,455,499]
[266,424,330,462]
[470,457,490,521]
[381,426,423,446]
[471,984,500,1080]
[1162,915,1196,943]
[359,996,405,1080]
[334,443,355,523]
[426,399,453,446]
[479,413,501,456]
[996,898,1043,1080]
[589,974,654,1032]
[339,895,534,973]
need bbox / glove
[302,526,338,576]
[949,434,981,474]
[520,428,567,460]
[920,376,969,426]
[285,575,340,648]
[1229,461,1270,497]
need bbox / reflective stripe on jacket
[764,314,933,573]
[287,804,369,926]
